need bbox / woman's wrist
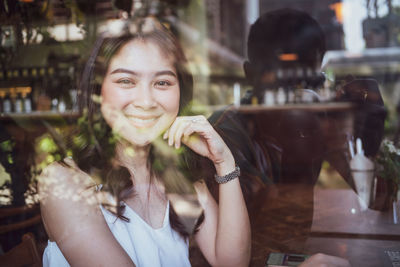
[213,151,235,177]
[214,165,240,184]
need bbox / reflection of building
[323,47,400,80]
[323,47,400,114]
[363,14,400,48]
[259,0,344,51]
[205,0,247,56]
[204,0,346,56]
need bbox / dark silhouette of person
[207,8,386,261]
[211,7,385,190]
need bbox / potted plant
[371,139,400,210]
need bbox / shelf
[0,111,80,121]
[233,102,356,113]
[192,102,356,115]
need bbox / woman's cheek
[160,87,180,114]
[101,103,117,128]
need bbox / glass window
[1,1,399,266]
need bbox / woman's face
[101,39,180,147]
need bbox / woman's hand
[165,116,251,266]
[164,115,250,266]
[163,115,234,170]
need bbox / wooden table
[190,184,400,266]
[250,185,400,266]
[305,187,400,267]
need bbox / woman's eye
[157,81,169,86]
[155,80,172,87]
[117,79,134,86]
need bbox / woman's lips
[126,115,159,128]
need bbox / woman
[38,17,251,266]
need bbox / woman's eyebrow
[109,69,177,78]
[154,70,177,78]
[110,68,138,75]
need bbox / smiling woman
[101,40,180,146]
[38,17,250,267]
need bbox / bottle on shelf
[0,90,4,113]
[263,89,275,106]
[276,68,289,104]
[22,91,32,113]
[3,91,12,113]
[69,89,78,111]
[14,92,23,113]
[58,97,66,113]
[51,98,58,112]
[276,87,286,105]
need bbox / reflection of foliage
[0,132,38,206]
[34,108,118,175]
[0,163,11,187]
[24,180,40,205]
[74,108,119,159]
[35,100,200,207]
[38,136,58,154]
[376,139,400,184]
[0,181,12,205]
[152,137,195,194]
[0,139,15,165]
[0,139,15,204]
[35,134,65,171]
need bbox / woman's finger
[167,116,207,148]
[182,121,215,154]
[182,125,195,140]
[184,118,215,141]
[167,117,184,147]
[174,120,191,149]
[163,129,169,140]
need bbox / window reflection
[1,1,400,266]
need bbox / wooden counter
[190,184,400,266]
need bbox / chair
[0,205,43,266]
[0,232,41,267]
[0,204,41,234]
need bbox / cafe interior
[1,0,400,266]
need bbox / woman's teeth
[129,117,157,124]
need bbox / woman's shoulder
[38,158,100,223]
[38,157,97,196]
[38,159,134,266]
[38,158,102,241]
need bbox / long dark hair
[73,17,194,238]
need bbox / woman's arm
[39,159,135,267]
[165,115,251,266]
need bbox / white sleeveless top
[42,201,191,267]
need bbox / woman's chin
[122,135,155,148]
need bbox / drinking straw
[348,139,355,159]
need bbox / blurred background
[1,0,400,262]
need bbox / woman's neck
[115,141,152,185]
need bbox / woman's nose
[132,85,156,109]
